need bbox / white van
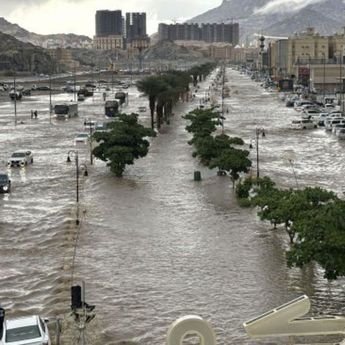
[291,119,317,130]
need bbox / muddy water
[1,70,345,345]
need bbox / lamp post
[250,127,266,178]
[67,150,88,225]
[322,52,326,101]
[13,69,17,126]
[49,73,52,124]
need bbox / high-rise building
[126,13,147,43]
[158,23,239,45]
[95,10,123,36]
[94,10,124,50]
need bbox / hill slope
[0,31,55,73]
[0,17,92,48]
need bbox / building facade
[266,27,345,92]
[158,23,239,46]
[95,10,123,36]
[94,9,149,51]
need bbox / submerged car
[1,315,51,345]
[8,151,33,167]
[0,173,11,193]
[74,133,90,145]
[290,119,317,130]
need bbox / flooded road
[1,69,345,345]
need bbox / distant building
[48,48,80,70]
[96,10,123,36]
[158,23,239,46]
[94,10,124,50]
[267,27,345,92]
[93,9,150,51]
[93,35,124,50]
[125,12,150,49]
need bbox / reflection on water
[0,71,345,345]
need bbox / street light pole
[49,74,52,124]
[323,53,326,101]
[89,126,93,165]
[254,127,265,178]
[67,150,88,225]
[13,70,17,126]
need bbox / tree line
[92,63,216,177]
[137,62,216,129]
[236,176,345,280]
[183,107,251,186]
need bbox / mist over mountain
[188,0,345,40]
[0,17,92,48]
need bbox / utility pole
[13,70,17,126]
[73,63,77,102]
[89,126,93,165]
[323,53,326,101]
[49,74,52,124]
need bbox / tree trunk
[149,96,155,129]
[156,102,163,129]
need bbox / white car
[337,128,345,139]
[74,133,90,145]
[8,151,33,167]
[325,118,345,131]
[1,315,51,345]
[290,119,317,130]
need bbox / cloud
[254,0,325,14]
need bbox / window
[6,326,41,342]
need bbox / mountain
[188,0,345,40]
[0,31,56,73]
[0,17,92,48]
[264,8,343,37]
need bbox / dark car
[35,86,51,91]
[0,173,11,193]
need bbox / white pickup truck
[8,150,33,167]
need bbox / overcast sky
[0,0,329,36]
[0,0,221,36]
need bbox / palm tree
[137,76,167,129]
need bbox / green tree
[287,199,345,280]
[209,148,251,187]
[92,113,156,177]
[193,133,244,166]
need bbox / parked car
[1,315,51,345]
[337,128,345,139]
[95,123,109,132]
[0,173,11,193]
[290,119,317,130]
[325,118,345,131]
[35,86,51,91]
[8,151,33,167]
[74,133,90,145]
[138,106,147,112]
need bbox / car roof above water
[5,315,38,329]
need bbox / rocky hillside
[0,31,56,73]
[143,40,204,60]
[188,0,345,40]
[0,17,92,48]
